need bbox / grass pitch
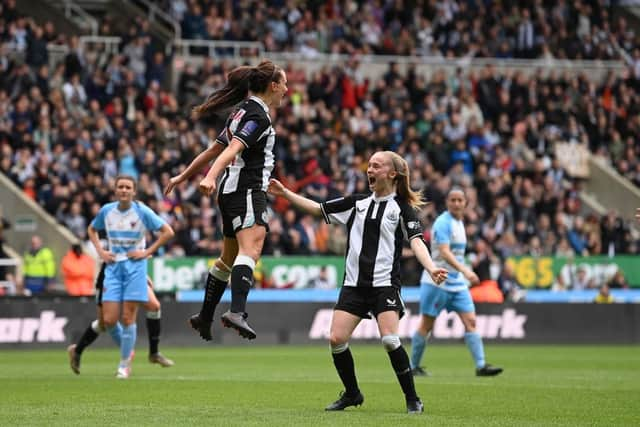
[1,344,638,426]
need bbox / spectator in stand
[572,267,595,290]
[594,284,614,304]
[61,243,95,296]
[607,271,629,290]
[22,234,56,295]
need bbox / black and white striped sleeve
[214,115,232,147]
[320,194,365,225]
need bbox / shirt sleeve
[432,216,451,246]
[214,114,233,146]
[230,109,270,149]
[138,203,166,232]
[399,203,424,241]
[90,205,108,230]
[320,194,366,225]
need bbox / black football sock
[331,345,360,396]
[146,311,161,355]
[200,272,228,322]
[75,321,100,355]
[229,264,253,313]
[387,346,418,401]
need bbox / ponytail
[192,60,283,119]
[385,151,426,209]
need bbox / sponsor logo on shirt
[407,221,420,230]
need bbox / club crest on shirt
[130,221,138,228]
[386,211,398,221]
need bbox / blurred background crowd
[0,0,639,296]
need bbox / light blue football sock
[464,331,486,369]
[106,322,123,346]
[120,324,137,362]
[410,331,427,369]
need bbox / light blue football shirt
[91,201,165,263]
[420,210,468,291]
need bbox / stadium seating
[0,1,639,294]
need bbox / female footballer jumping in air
[165,60,287,341]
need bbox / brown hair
[192,60,283,119]
[384,151,426,209]
[115,174,137,190]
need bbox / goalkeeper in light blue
[410,187,503,377]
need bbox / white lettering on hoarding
[152,258,209,292]
[151,259,341,290]
[271,265,338,289]
[309,308,527,340]
[0,311,68,343]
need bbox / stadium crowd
[0,1,639,294]
[166,0,639,61]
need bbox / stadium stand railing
[170,39,625,83]
[130,0,181,39]
[119,0,181,55]
[42,36,121,70]
[55,0,99,35]
[173,39,265,59]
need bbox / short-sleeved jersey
[420,210,468,291]
[321,192,424,288]
[215,96,275,194]
[90,201,166,263]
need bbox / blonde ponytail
[385,151,426,209]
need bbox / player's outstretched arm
[164,143,225,196]
[410,238,447,284]
[268,178,322,217]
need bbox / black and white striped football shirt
[320,192,424,288]
[215,96,276,194]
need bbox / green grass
[1,345,639,426]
